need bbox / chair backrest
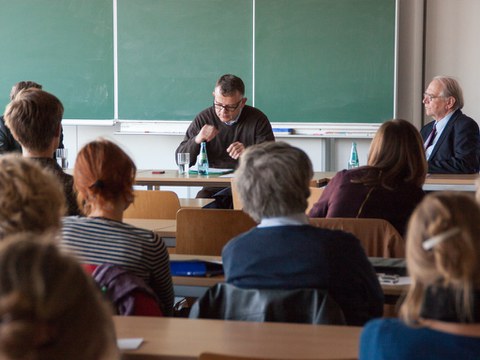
[85,263,163,317]
[176,209,257,256]
[124,190,181,219]
[309,217,405,258]
[231,181,243,210]
[306,186,324,214]
[233,184,325,214]
[189,283,346,325]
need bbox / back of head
[4,88,63,153]
[74,138,136,214]
[234,141,313,222]
[367,119,427,188]
[0,154,65,239]
[401,192,480,324]
[215,74,245,96]
[0,234,117,360]
[9,81,42,101]
[433,75,464,110]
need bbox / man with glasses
[420,76,479,174]
[176,74,274,207]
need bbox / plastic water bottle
[197,141,209,175]
[348,142,359,169]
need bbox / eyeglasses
[213,99,243,112]
[423,92,445,102]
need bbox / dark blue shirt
[222,225,383,325]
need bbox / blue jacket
[421,109,480,174]
[222,225,384,326]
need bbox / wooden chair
[306,186,324,214]
[124,190,181,220]
[176,208,257,255]
[200,353,356,360]
[309,217,405,258]
[231,180,243,210]
[233,183,325,214]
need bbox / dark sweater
[175,105,274,169]
[308,167,425,236]
[222,225,384,326]
[32,157,80,216]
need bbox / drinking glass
[56,148,68,169]
[177,153,190,174]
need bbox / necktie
[424,122,437,149]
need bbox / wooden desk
[304,172,478,191]
[114,316,362,360]
[179,198,214,208]
[135,169,333,188]
[123,218,176,247]
[170,254,409,299]
[423,173,478,192]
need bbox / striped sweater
[60,216,174,315]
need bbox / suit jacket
[421,110,480,174]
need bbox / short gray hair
[234,141,313,222]
[433,75,464,110]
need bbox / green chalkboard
[255,0,395,123]
[0,0,395,124]
[117,0,253,120]
[0,0,114,119]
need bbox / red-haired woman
[60,138,173,316]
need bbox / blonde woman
[309,119,427,236]
[0,234,118,360]
[360,192,480,359]
[0,154,65,238]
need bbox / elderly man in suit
[421,76,480,174]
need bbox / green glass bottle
[197,141,209,175]
[347,142,359,169]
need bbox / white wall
[424,0,480,123]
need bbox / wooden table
[170,254,409,299]
[123,218,176,247]
[423,173,478,191]
[313,172,478,192]
[179,198,214,208]
[135,169,334,188]
[114,316,362,360]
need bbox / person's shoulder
[242,105,269,120]
[363,317,404,334]
[332,166,373,182]
[360,318,405,358]
[450,109,477,126]
[223,227,257,249]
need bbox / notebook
[170,260,224,277]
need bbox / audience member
[0,154,65,239]
[0,81,64,154]
[0,234,118,360]
[61,139,174,315]
[309,119,426,235]
[421,76,480,174]
[176,74,274,207]
[360,192,480,359]
[222,141,383,326]
[4,88,78,215]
